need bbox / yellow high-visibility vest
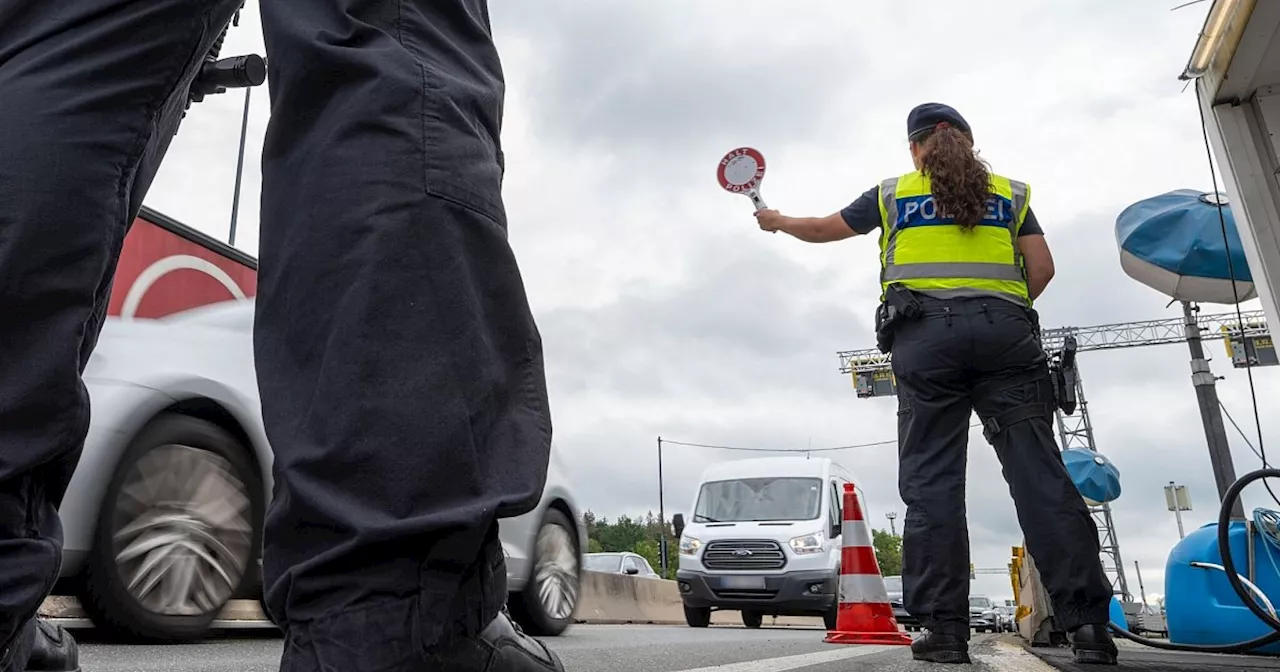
[877,170,1032,306]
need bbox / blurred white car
[584,552,663,579]
[57,299,584,641]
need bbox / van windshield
[692,477,822,523]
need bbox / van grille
[702,539,787,571]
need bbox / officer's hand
[755,208,784,232]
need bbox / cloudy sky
[140,0,1280,603]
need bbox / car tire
[80,414,263,642]
[741,610,763,629]
[511,508,580,637]
[684,605,711,628]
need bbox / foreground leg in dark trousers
[969,302,1113,639]
[254,1,560,670]
[0,2,242,670]
[891,308,975,645]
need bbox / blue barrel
[1108,596,1127,630]
[1165,520,1280,653]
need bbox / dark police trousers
[890,294,1111,640]
[0,1,551,670]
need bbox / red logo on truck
[106,207,258,319]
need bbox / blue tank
[1165,520,1280,653]
[1109,596,1126,629]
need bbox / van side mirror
[831,519,841,539]
[672,513,685,539]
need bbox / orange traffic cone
[825,483,913,646]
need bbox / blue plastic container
[1165,520,1280,653]
[1108,596,1127,630]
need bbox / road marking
[670,645,895,672]
[972,639,1059,671]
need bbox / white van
[670,456,867,630]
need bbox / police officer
[1,2,561,671]
[754,103,1118,666]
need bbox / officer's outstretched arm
[1018,233,1055,299]
[772,212,856,243]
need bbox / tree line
[582,510,904,578]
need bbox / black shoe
[426,610,563,671]
[25,619,79,672]
[1069,624,1118,666]
[910,631,971,664]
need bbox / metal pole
[886,512,897,537]
[1174,505,1186,540]
[1134,561,1148,606]
[657,436,667,577]
[1182,301,1245,519]
[228,86,252,246]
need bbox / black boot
[910,631,971,664]
[1069,624,1118,666]
[25,619,79,672]
[424,609,563,671]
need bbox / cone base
[824,602,913,646]
[824,630,914,646]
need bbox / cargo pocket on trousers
[419,64,506,225]
[896,386,914,417]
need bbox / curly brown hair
[916,125,991,231]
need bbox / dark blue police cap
[907,103,971,141]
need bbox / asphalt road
[75,625,1055,672]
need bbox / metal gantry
[837,307,1271,603]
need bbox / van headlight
[789,530,825,555]
[679,535,702,556]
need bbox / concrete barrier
[573,570,681,624]
[573,571,822,628]
[39,594,267,623]
[40,571,823,629]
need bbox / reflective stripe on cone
[840,573,891,605]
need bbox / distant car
[883,575,921,631]
[56,299,586,642]
[584,552,662,578]
[991,605,1016,632]
[969,595,1000,633]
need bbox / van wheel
[80,414,262,642]
[741,610,763,629]
[824,599,839,631]
[684,605,711,628]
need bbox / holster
[874,285,922,354]
[874,302,897,354]
[1047,335,1079,415]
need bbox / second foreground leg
[254,0,559,670]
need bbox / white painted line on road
[972,639,1059,671]
[670,645,896,672]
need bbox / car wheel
[81,414,263,642]
[511,508,580,637]
[684,605,711,628]
[741,610,763,629]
